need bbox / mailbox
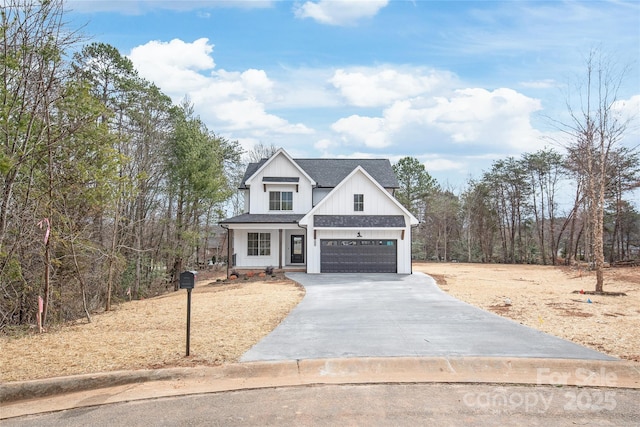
[179,271,196,289]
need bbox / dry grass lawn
[1,263,638,383]
[0,277,304,382]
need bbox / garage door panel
[320,239,397,273]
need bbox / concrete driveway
[241,273,615,362]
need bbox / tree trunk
[70,239,91,323]
[105,200,120,312]
[172,187,185,291]
[593,146,606,293]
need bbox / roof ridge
[294,158,389,161]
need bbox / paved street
[242,272,616,361]
[4,383,638,426]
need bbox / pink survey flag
[37,296,44,333]
[37,218,50,244]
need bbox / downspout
[297,223,307,273]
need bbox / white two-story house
[219,149,418,274]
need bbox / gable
[300,167,418,226]
[312,170,403,215]
[244,149,315,187]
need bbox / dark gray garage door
[320,239,397,273]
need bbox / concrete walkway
[242,272,616,362]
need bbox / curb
[2,357,639,409]
[0,367,185,404]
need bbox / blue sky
[67,0,640,195]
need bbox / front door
[290,235,305,264]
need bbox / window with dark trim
[247,232,271,256]
[354,194,364,211]
[269,191,293,211]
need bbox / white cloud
[330,67,455,107]
[241,69,274,95]
[423,157,466,173]
[294,0,389,26]
[129,38,215,93]
[332,115,388,148]
[207,98,313,135]
[314,138,338,151]
[128,38,312,137]
[330,87,545,153]
[613,94,640,143]
[427,88,543,147]
[613,94,640,122]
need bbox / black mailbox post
[179,271,196,356]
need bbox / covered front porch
[219,214,307,277]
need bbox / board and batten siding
[248,154,313,214]
[312,171,405,216]
[233,229,279,268]
[232,223,304,269]
[304,169,413,274]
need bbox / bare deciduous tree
[244,142,278,163]
[558,49,635,292]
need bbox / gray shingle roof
[314,215,406,228]
[239,158,398,189]
[219,213,305,224]
[296,159,398,188]
[219,213,406,227]
[239,159,267,189]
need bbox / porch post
[278,229,283,269]
[228,228,233,277]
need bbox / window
[354,194,364,211]
[269,191,293,211]
[248,232,271,256]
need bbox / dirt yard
[1,264,638,383]
[414,262,640,363]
